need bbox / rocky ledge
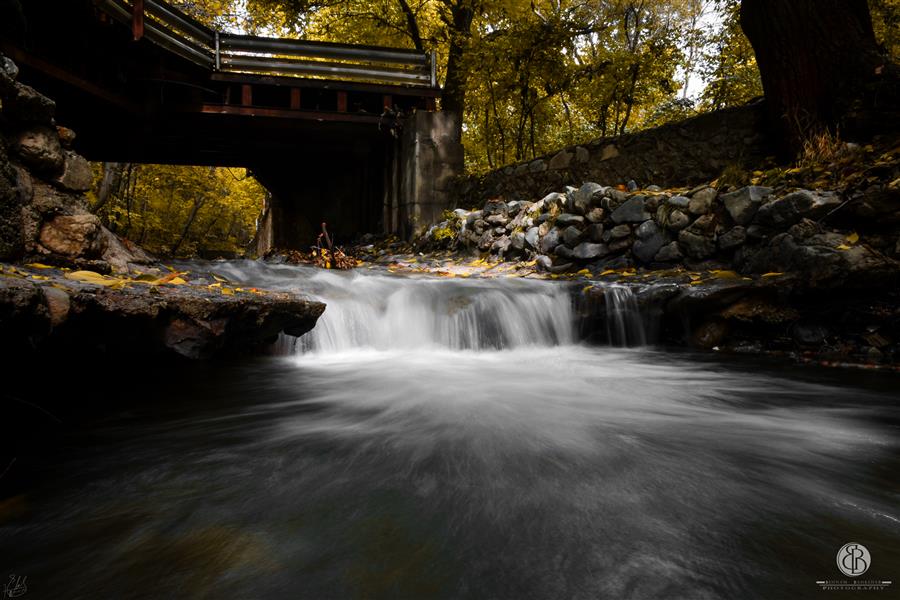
[0,264,325,359]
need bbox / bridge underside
[1,0,459,249]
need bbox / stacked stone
[421,178,897,285]
[0,53,147,271]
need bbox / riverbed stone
[573,242,609,260]
[563,225,583,247]
[718,226,747,251]
[587,223,604,242]
[633,221,666,263]
[525,227,540,249]
[720,185,772,225]
[38,213,106,258]
[483,199,508,217]
[5,82,56,124]
[610,224,631,239]
[15,126,64,174]
[667,209,691,231]
[486,214,509,226]
[678,230,716,259]
[511,231,526,251]
[754,190,842,228]
[668,195,690,209]
[556,213,585,227]
[585,207,605,223]
[611,195,649,223]
[535,254,553,272]
[53,151,93,192]
[571,182,605,214]
[555,244,575,259]
[688,187,717,215]
[654,241,683,261]
[540,228,561,254]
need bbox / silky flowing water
[2,261,899,599]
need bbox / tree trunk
[171,197,205,256]
[740,0,887,154]
[440,0,475,144]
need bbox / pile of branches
[262,223,358,270]
[313,222,356,270]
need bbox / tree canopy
[166,0,896,167]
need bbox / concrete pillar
[392,111,464,239]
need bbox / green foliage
[870,0,900,62]
[89,164,266,257]
[698,0,763,111]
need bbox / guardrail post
[133,0,145,41]
[215,31,221,71]
[430,49,437,89]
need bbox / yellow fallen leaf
[846,232,859,244]
[576,269,591,276]
[212,274,228,283]
[761,272,784,277]
[168,277,187,285]
[836,244,851,250]
[582,285,594,293]
[30,274,50,281]
[709,270,740,279]
[600,270,616,276]
[221,287,235,295]
[65,270,126,288]
[25,263,54,269]
[688,273,702,281]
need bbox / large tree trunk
[740,0,890,154]
[440,1,475,145]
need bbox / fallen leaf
[761,272,784,277]
[709,270,740,279]
[846,232,859,244]
[25,263,54,269]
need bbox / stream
[1,261,899,599]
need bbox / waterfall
[294,271,575,353]
[206,261,648,353]
[604,285,646,347]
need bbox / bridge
[0,0,462,249]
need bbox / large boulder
[38,213,106,258]
[737,231,899,286]
[720,186,772,225]
[754,190,842,229]
[5,82,57,124]
[53,151,93,192]
[611,195,649,223]
[15,126,64,174]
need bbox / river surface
[2,261,899,599]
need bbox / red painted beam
[133,0,145,41]
[241,84,252,106]
[290,88,301,110]
[336,91,348,112]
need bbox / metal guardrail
[95,0,438,88]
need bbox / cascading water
[211,260,645,352]
[9,259,900,599]
[604,285,647,347]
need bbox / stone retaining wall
[451,101,770,209]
